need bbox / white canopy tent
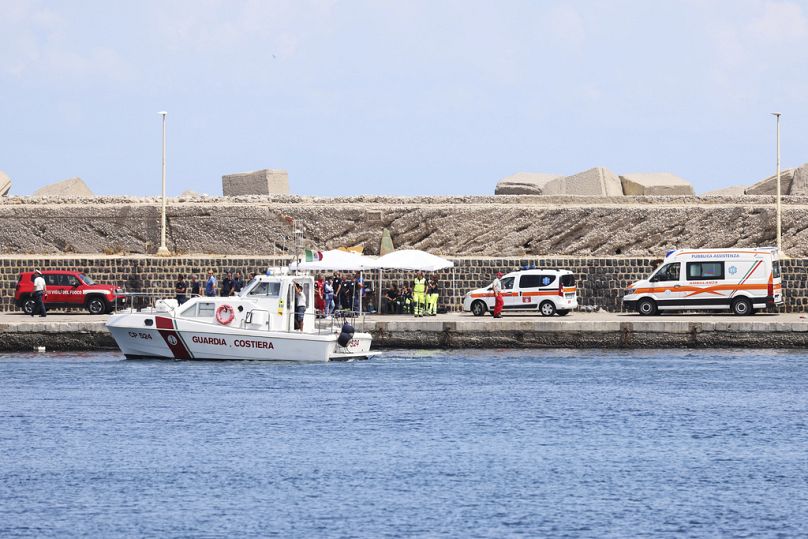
[289,249,379,271]
[375,249,455,272]
[374,249,455,314]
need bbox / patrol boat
[106,272,375,361]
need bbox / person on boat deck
[205,270,218,297]
[294,282,307,331]
[332,273,343,312]
[175,274,188,305]
[189,274,201,298]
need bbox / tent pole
[378,268,382,315]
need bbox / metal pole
[157,111,170,256]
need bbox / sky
[1,0,807,196]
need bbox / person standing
[31,269,47,318]
[332,273,343,312]
[221,271,234,297]
[294,282,306,331]
[324,278,335,318]
[412,271,426,317]
[175,274,188,305]
[352,271,364,313]
[342,275,354,313]
[233,271,245,294]
[426,278,439,316]
[189,274,201,297]
[492,271,504,318]
[205,270,218,297]
[315,274,325,316]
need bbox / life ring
[215,304,235,325]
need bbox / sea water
[0,349,806,538]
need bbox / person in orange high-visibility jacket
[492,271,504,318]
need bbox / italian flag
[305,249,323,262]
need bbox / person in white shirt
[294,282,307,331]
[491,271,504,318]
[32,269,47,318]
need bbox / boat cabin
[170,272,316,332]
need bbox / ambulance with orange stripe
[463,269,578,317]
[623,248,783,316]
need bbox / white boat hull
[107,312,374,362]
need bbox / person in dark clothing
[342,276,354,313]
[189,274,201,297]
[221,271,234,297]
[233,271,245,294]
[332,273,343,311]
[175,274,188,305]
[385,284,399,314]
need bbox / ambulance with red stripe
[463,269,578,317]
[623,248,783,316]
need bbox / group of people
[174,269,255,305]
[382,271,441,317]
[313,271,368,318]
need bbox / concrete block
[745,168,796,195]
[702,185,747,196]
[222,169,289,196]
[495,172,563,195]
[559,167,624,196]
[620,172,695,196]
[0,171,11,196]
[789,163,808,195]
[33,177,93,197]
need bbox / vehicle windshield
[79,274,95,285]
[239,277,258,297]
[246,281,282,297]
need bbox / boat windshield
[246,281,282,298]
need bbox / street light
[771,112,785,257]
[156,111,171,256]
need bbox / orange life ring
[215,304,235,325]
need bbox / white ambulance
[463,269,578,317]
[623,248,784,316]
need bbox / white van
[463,269,578,317]
[623,248,784,315]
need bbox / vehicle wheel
[22,297,35,315]
[731,297,752,316]
[86,297,108,315]
[556,309,570,316]
[539,301,556,317]
[637,298,658,316]
[470,300,487,317]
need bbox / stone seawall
[3,195,808,257]
[3,255,808,313]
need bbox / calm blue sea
[0,349,806,538]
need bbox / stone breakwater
[4,313,808,352]
[2,255,808,313]
[2,194,808,257]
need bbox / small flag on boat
[305,249,323,262]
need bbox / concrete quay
[2,312,808,352]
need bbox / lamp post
[771,112,784,257]
[156,111,171,256]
